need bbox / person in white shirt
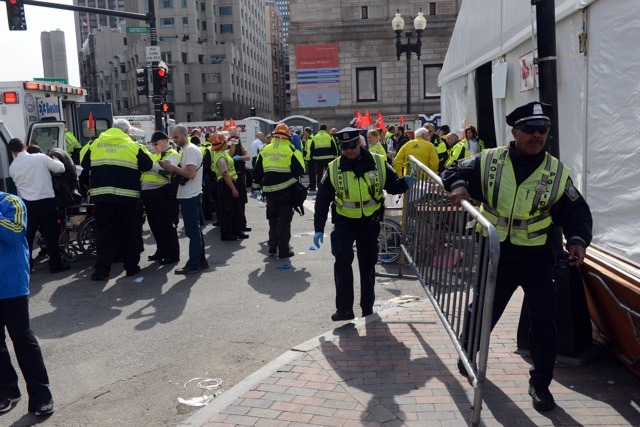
[159,125,206,275]
[8,138,70,273]
[250,132,265,168]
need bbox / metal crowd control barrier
[380,155,500,426]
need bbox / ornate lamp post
[392,10,427,115]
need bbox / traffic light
[250,107,256,117]
[136,68,148,96]
[6,0,27,31]
[215,102,223,119]
[153,61,169,96]
[161,102,175,113]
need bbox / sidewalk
[181,289,640,427]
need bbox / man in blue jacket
[0,192,54,416]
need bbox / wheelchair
[59,204,97,262]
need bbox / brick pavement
[181,288,640,426]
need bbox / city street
[4,192,421,426]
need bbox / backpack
[290,181,308,216]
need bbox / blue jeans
[179,195,205,269]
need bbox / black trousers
[331,220,380,315]
[265,191,294,254]
[235,169,248,228]
[313,160,331,189]
[93,201,140,275]
[0,296,52,408]
[24,198,63,269]
[216,180,242,238]
[307,160,316,189]
[141,186,180,260]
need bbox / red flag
[222,119,228,130]
[229,117,236,128]
[88,111,95,130]
[375,111,387,132]
[399,114,405,125]
[354,110,363,128]
[362,110,372,127]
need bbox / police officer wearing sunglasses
[442,102,593,413]
[313,127,414,322]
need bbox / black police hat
[506,102,553,127]
[335,127,360,144]
[150,131,169,142]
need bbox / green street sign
[34,77,68,85]
[127,26,150,34]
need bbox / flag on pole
[399,114,405,125]
[375,111,387,132]
[362,110,372,128]
[222,119,228,130]
[229,118,237,128]
[354,110,363,128]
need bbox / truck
[114,115,176,147]
[0,80,113,192]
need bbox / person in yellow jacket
[140,131,181,264]
[79,118,153,281]
[443,102,592,413]
[366,129,387,158]
[392,127,438,176]
[64,125,81,164]
[307,124,338,191]
[312,127,414,321]
[446,125,486,168]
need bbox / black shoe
[175,266,200,275]
[91,271,109,281]
[33,401,54,416]
[159,257,180,265]
[278,251,295,259]
[199,260,210,270]
[126,266,141,276]
[457,359,469,377]
[0,396,21,413]
[148,253,163,261]
[221,235,238,241]
[306,186,316,191]
[362,309,373,317]
[268,247,277,254]
[529,384,556,412]
[331,310,355,322]
[236,233,249,239]
[49,263,70,274]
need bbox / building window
[187,113,192,121]
[160,18,175,28]
[200,2,205,12]
[362,6,368,19]
[183,17,188,27]
[423,64,442,98]
[186,93,191,103]
[203,92,219,102]
[429,2,436,15]
[220,6,232,15]
[160,0,173,9]
[181,0,187,7]
[162,53,172,64]
[202,73,220,84]
[356,67,377,102]
[220,24,233,34]
[202,21,207,31]
[184,73,190,84]
[182,52,187,64]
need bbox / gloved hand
[404,175,415,188]
[232,155,241,161]
[313,232,324,249]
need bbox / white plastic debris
[133,277,144,283]
[178,377,223,407]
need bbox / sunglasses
[517,125,550,135]
[340,140,359,150]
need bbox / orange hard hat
[273,123,290,139]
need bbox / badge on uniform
[564,178,579,201]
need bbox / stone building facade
[288,0,459,129]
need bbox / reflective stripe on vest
[89,139,142,198]
[311,132,335,160]
[212,150,238,181]
[329,153,386,218]
[259,139,297,192]
[479,146,570,245]
[141,148,180,184]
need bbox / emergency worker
[442,102,593,412]
[367,129,387,158]
[252,124,305,258]
[436,132,460,173]
[446,125,485,168]
[210,132,245,241]
[227,126,252,232]
[393,128,439,176]
[64,125,81,164]
[141,131,181,264]
[307,124,339,192]
[80,118,153,281]
[313,127,413,321]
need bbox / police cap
[334,127,361,144]
[150,131,169,143]
[506,102,553,127]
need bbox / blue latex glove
[404,175,415,188]
[313,232,324,249]
[232,155,241,161]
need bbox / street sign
[127,26,150,34]
[146,46,161,62]
[34,77,68,85]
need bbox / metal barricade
[383,155,500,426]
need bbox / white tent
[439,0,640,263]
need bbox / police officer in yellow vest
[210,132,246,241]
[313,127,413,321]
[442,102,592,412]
[252,124,305,258]
[307,124,339,192]
[80,118,153,281]
[141,131,181,264]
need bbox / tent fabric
[439,0,640,263]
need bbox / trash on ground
[277,264,291,270]
[388,295,421,305]
[178,377,223,407]
[308,245,318,251]
[133,277,144,283]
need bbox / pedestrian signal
[161,102,175,113]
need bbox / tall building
[124,0,274,123]
[73,0,126,51]
[273,0,290,50]
[266,1,286,119]
[41,30,69,80]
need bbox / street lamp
[392,10,427,115]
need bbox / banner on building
[296,43,339,108]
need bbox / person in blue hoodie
[0,192,54,416]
